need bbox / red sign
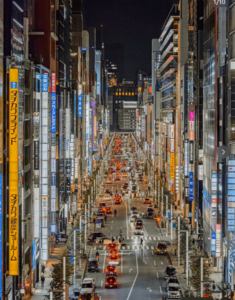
[51,72,56,93]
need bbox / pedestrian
[71,221,74,227]
[213,281,216,291]
[41,263,45,273]
[93,217,96,228]
[140,238,143,246]
[41,273,45,287]
[231,290,234,299]
[112,237,115,243]
[174,201,177,210]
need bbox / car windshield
[167,267,175,272]
[169,287,179,291]
[158,244,167,249]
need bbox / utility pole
[178,216,180,267]
[180,230,189,286]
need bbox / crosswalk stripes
[93,245,158,251]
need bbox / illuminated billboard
[9,69,19,275]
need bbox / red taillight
[114,282,117,285]
[105,282,108,285]
[106,268,109,272]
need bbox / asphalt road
[84,137,171,300]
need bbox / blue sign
[42,73,48,92]
[99,134,102,140]
[11,82,17,89]
[189,172,194,201]
[86,134,88,141]
[173,221,176,228]
[33,240,36,270]
[51,93,56,133]
[78,94,82,117]
[211,232,216,254]
[69,250,75,264]
[168,211,171,218]
[0,174,2,296]
[96,219,101,223]
[51,172,56,185]
[189,213,192,217]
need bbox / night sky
[84,0,177,82]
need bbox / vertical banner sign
[189,172,194,201]
[216,224,221,258]
[9,69,19,275]
[184,140,189,176]
[211,232,216,257]
[0,174,2,294]
[228,159,235,232]
[170,153,175,178]
[211,172,217,224]
[51,73,56,232]
[78,92,82,118]
[41,73,49,260]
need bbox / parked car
[55,233,68,243]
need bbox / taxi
[105,276,118,288]
[122,172,128,177]
[106,207,112,214]
[107,243,118,251]
[106,178,112,184]
[105,265,117,277]
[108,249,120,258]
[115,176,121,181]
[144,198,151,204]
[108,254,120,265]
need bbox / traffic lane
[155,253,170,293]
[127,249,162,300]
[92,250,138,300]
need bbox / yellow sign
[9,69,19,275]
[170,153,175,178]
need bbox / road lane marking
[121,253,123,273]
[161,261,163,264]
[102,251,106,273]
[154,261,156,266]
[156,272,159,278]
[159,286,162,293]
[146,246,149,250]
[153,237,156,240]
[151,246,154,250]
[152,251,154,255]
[101,281,103,287]
[126,251,139,300]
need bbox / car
[156,242,168,255]
[88,232,107,242]
[134,225,144,235]
[135,218,143,226]
[165,265,176,279]
[108,249,120,258]
[81,278,93,289]
[144,198,151,204]
[103,195,112,200]
[130,215,137,222]
[166,277,180,288]
[99,202,107,208]
[88,258,99,272]
[108,254,120,265]
[55,233,68,243]
[106,179,112,184]
[115,176,121,181]
[115,198,122,204]
[122,172,128,177]
[131,207,137,211]
[105,189,112,195]
[96,212,105,219]
[107,243,118,251]
[146,211,156,219]
[105,265,117,277]
[148,204,154,208]
[166,283,180,298]
[106,207,112,214]
[131,211,139,218]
